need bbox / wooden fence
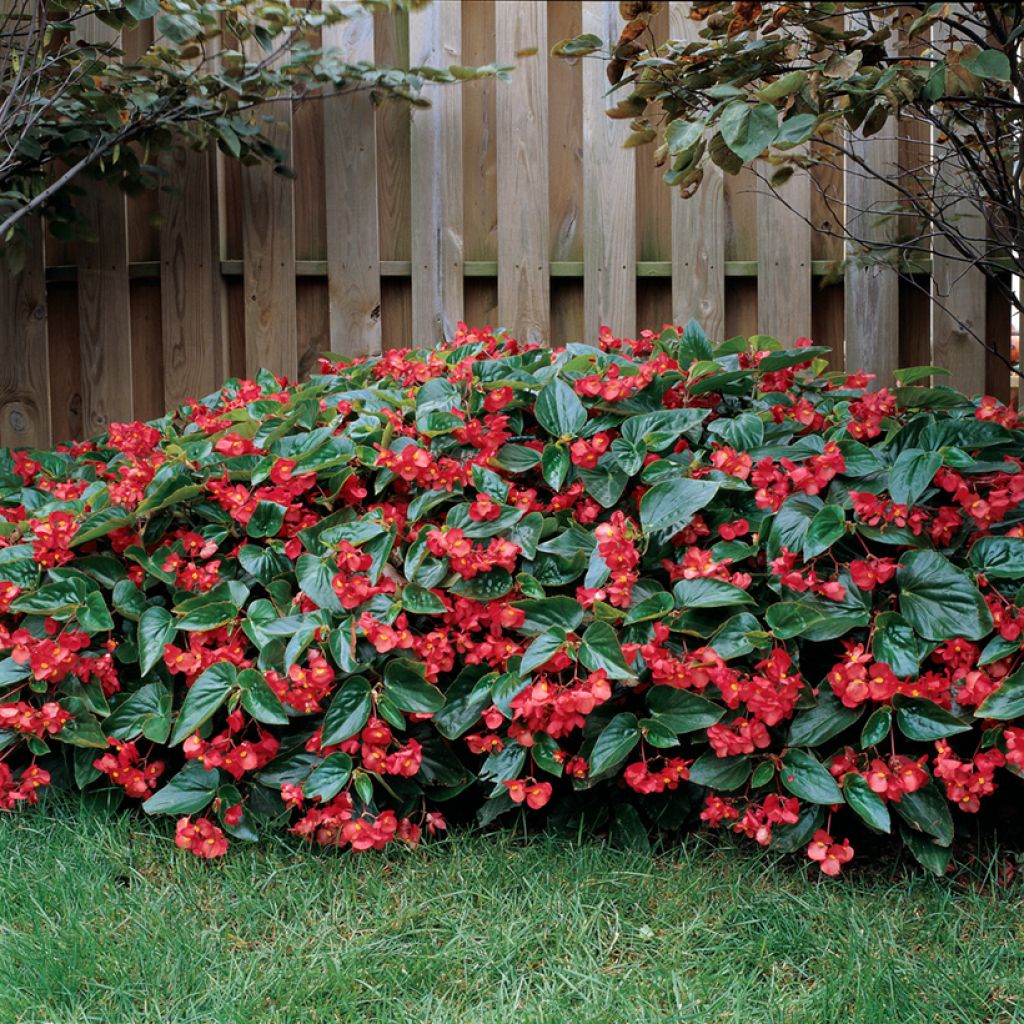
[0,0,1013,449]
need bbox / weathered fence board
[409,0,464,344]
[0,220,50,448]
[496,1,550,347]
[669,1,725,338]
[76,18,133,434]
[324,8,382,358]
[582,0,636,341]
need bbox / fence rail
[0,0,1012,449]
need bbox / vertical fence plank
[323,8,381,357]
[582,0,635,341]
[241,88,297,378]
[668,0,724,337]
[931,187,988,396]
[496,2,549,346]
[462,0,497,265]
[0,219,51,447]
[757,161,811,342]
[843,16,899,382]
[75,20,133,434]
[409,0,463,344]
[159,147,222,409]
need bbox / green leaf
[402,584,447,615]
[674,578,754,609]
[768,494,821,557]
[969,537,1024,579]
[238,668,289,725]
[433,668,494,740]
[550,32,603,57]
[449,569,513,601]
[802,504,846,559]
[534,378,586,438]
[623,592,674,625]
[779,749,843,805]
[894,695,971,742]
[513,597,584,634]
[246,501,286,538]
[143,762,221,816]
[541,444,570,490]
[893,781,953,846]
[787,691,862,746]
[687,752,751,790]
[962,47,1011,82]
[842,773,891,833]
[720,100,778,161]
[897,550,992,642]
[56,697,108,748]
[646,686,725,733]
[383,659,445,713]
[861,706,892,748]
[578,620,631,679]
[588,713,640,777]
[296,554,344,613]
[78,590,114,633]
[872,612,931,678]
[771,804,825,853]
[105,683,172,742]
[638,717,679,749]
[899,823,952,877]
[764,602,826,640]
[577,463,630,509]
[175,600,238,632]
[170,662,236,745]
[640,478,721,534]
[520,627,568,676]
[976,666,1024,720]
[304,753,353,802]
[137,607,175,676]
[889,449,942,507]
[621,409,708,450]
[321,676,372,745]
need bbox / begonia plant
[1,323,1023,876]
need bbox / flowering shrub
[1,323,1023,876]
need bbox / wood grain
[548,1,584,263]
[757,159,812,341]
[462,0,497,264]
[375,8,411,263]
[159,147,223,409]
[0,218,51,447]
[843,13,900,382]
[927,20,986,396]
[323,9,382,357]
[496,1,550,346]
[409,0,464,344]
[668,1,724,338]
[242,95,298,378]
[582,0,635,342]
[75,17,133,434]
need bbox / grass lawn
[1,796,1022,1024]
